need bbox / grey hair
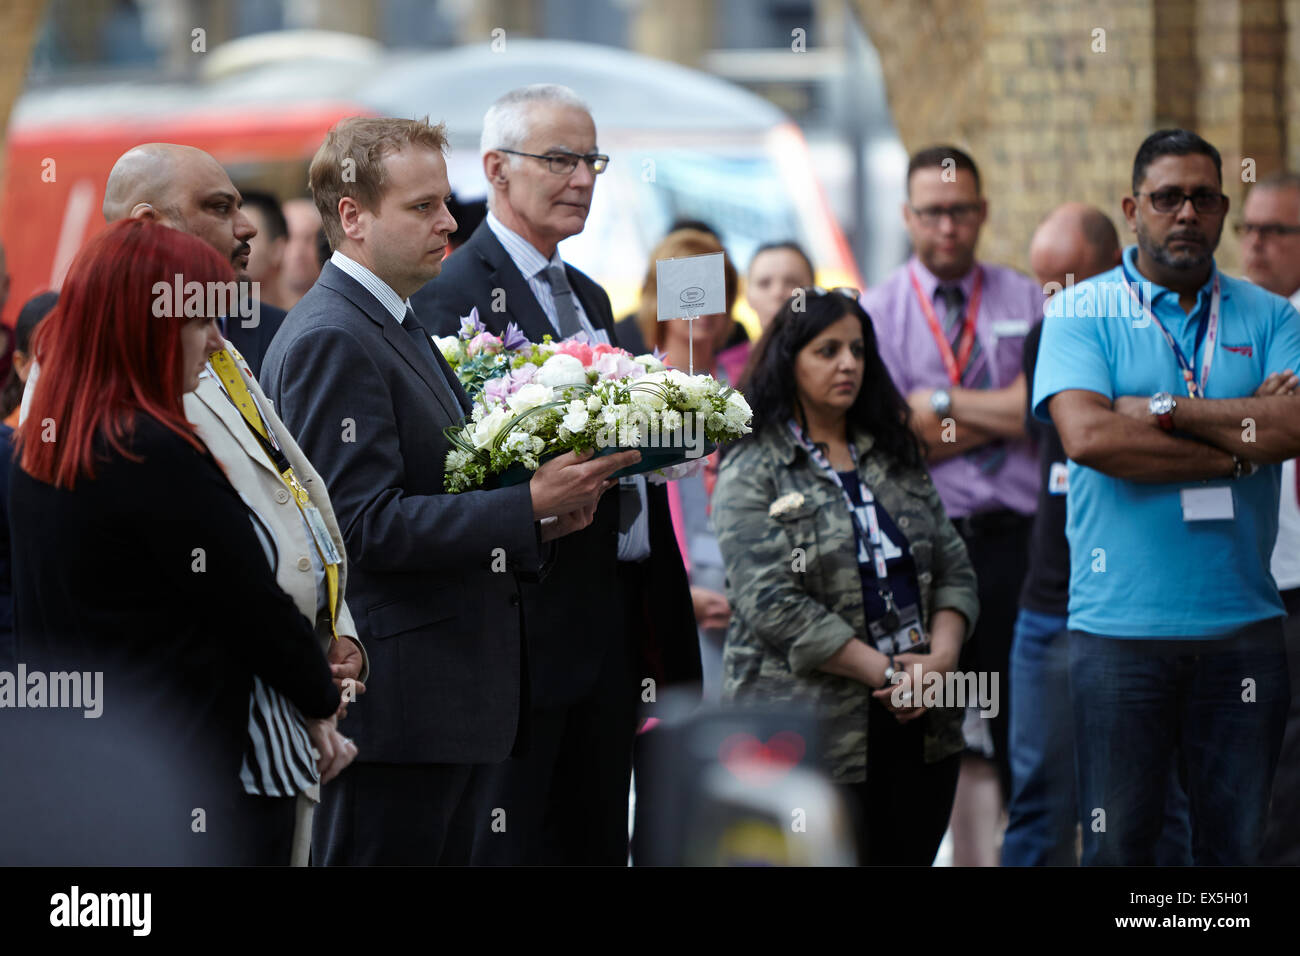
[480,84,591,159]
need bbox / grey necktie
[403,306,464,412]
[936,284,965,345]
[544,263,584,339]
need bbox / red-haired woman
[9,219,339,864]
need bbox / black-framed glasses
[1234,221,1300,239]
[909,203,982,227]
[497,149,610,175]
[1138,188,1227,214]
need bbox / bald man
[23,143,368,864]
[100,144,286,375]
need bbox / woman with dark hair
[713,288,979,865]
[9,219,339,864]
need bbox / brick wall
[857,0,1296,277]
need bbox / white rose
[507,382,554,415]
[561,400,590,435]
[633,354,665,373]
[535,353,587,388]
[586,394,603,413]
[472,406,514,450]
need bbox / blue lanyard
[787,420,898,614]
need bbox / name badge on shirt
[1180,486,1234,522]
[991,319,1031,340]
[302,502,343,565]
[1048,461,1069,496]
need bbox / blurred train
[1,32,862,334]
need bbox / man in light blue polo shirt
[1034,129,1300,865]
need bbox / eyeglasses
[909,203,982,227]
[1233,221,1300,239]
[497,149,610,175]
[1138,188,1228,214]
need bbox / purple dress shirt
[860,255,1044,518]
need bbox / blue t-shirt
[836,470,922,627]
[1031,245,1300,638]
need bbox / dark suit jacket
[413,222,701,708]
[226,300,287,380]
[261,261,542,764]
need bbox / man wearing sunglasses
[416,84,700,866]
[1239,172,1300,865]
[1035,129,1300,865]
[861,144,1044,865]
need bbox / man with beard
[1034,129,1300,864]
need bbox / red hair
[18,218,234,488]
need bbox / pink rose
[467,331,503,357]
[555,340,594,366]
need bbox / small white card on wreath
[656,252,726,321]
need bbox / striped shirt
[484,211,608,345]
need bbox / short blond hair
[309,116,449,248]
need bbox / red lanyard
[909,265,984,385]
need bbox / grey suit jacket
[261,261,542,764]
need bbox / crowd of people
[1,81,1298,868]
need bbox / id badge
[867,603,925,655]
[303,503,343,565]
[1048,461,1068,496]
[1180,486,1234,522]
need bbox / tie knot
[937,285,965,310]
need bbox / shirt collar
[772,418,877,466]
[908,254,979,302]
[486,210,563,280]
[1120,244,1222,308]
[329,250,411,323]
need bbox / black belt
[953,508,1033,538]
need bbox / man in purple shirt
[860,145,1043,866]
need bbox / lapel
[473,226,555,342]
[191,375,283,483]
[318,263,465,423]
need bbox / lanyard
[910,265,984,386]
[1121,271,1221,398]
[208,349,341,641]
[787,421,898,619]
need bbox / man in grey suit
[260,116,638,865]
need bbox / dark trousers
[469,627,639,866]
[230,792,298,866]
[311,761,488,865]
[840,698,961,866]
[955,511,1032,801]
[1261,587,1300,864]
[1001,607,1190,866]
[1070,622,1290,865]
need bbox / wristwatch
[1148,391,1176,431]
[881,657,898,690]
[930,388,953,418]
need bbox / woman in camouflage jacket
[713,289,979,865]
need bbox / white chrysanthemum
[618,420,641,447]
[660,408,684,433]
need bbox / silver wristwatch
[930,388,953,417]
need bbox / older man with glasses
[860,144,1045,866]
[1238,172,1300,865]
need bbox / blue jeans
[1002,609,1191,865]
[1069,622,1289,865]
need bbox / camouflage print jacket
[712,423,980,784]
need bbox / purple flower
[459,307,486,339]
[652,345,669,363]
[501,322,529,351]
[511,363,538,386]
[483,375,511,404]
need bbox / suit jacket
[225,300,287,380]
[414,222,701,708]
[185,342,366,679]
[261,260,542,764]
